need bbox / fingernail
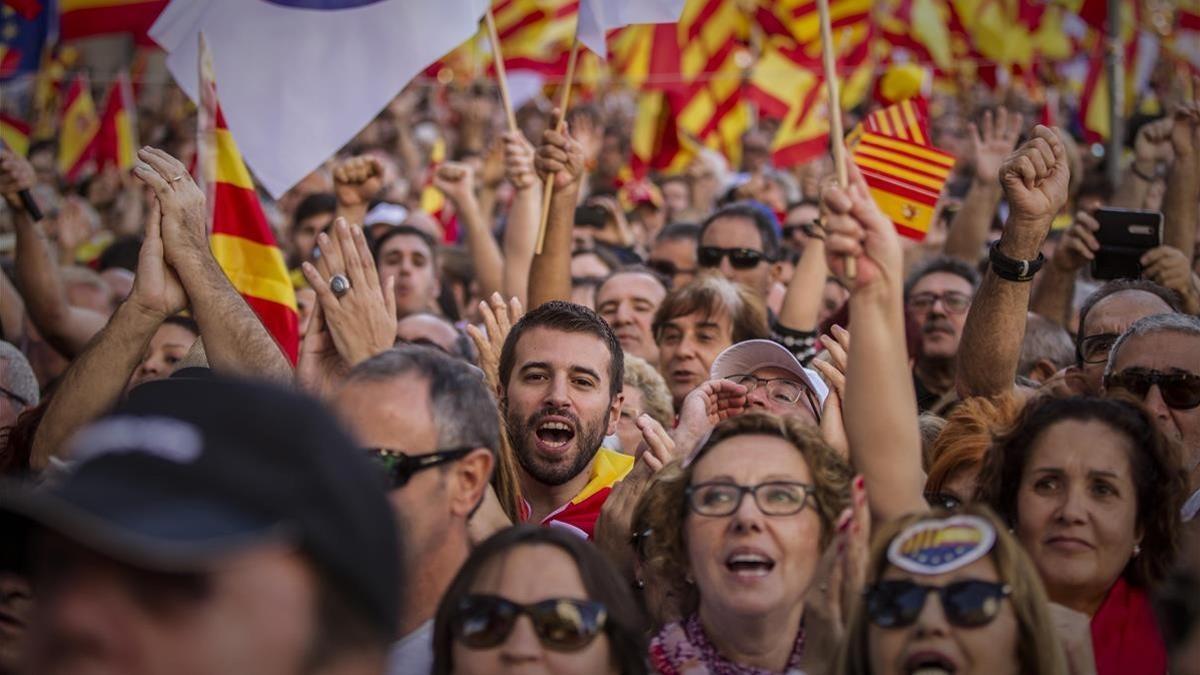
[854,475,865,491]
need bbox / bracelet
[989,242,1045,282]
[1130,161,1162,182]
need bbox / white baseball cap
[710,339,829,405]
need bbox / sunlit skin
[656,310,734,410]
[449,544,615,675]
[737,366,818,427]
[1014,419,1141,616]
[867,556,1019,675]
[376,234,440,319]
[596,272,666,367]
[129,322,198,390]
[648,237,699,288]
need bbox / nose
[544,372,572,409]
[730,487,765,532]
[745,383,770,409]
[913,589,951,639]
[718,255,736,280]
[614,301,634,326]
[1142,384,1173,425]
[1055,482,1089,525]
[500,615,543,665]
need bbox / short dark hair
[431,525,648,675]
[652,275,769,345]
[975,395,1186,587]
[98,235,144,272]
[499,301,624,399]
[370,225,439,264]
[655,222,701,244]
[595,265,670,303]
[699,202,781,263]
[903,255,981,300]
[1074,279,1181,365]
[294,193,337,227]
[163,315,200,338]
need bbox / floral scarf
[649,613,806,675]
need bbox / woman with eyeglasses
[975,395,1188,675]
[639,412,852,673]
[840,506,1068,675]
[431,525,648,675]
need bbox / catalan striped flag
[95,71,138,171]
[673,0,751,169]
[57,73,99,182]
[198,36,299,364]
[851,131,955,241]
[849,97,931,148]
[60,0,167,45]
[0,113,30,156]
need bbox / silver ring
[329,274,351,298]
[170,174,186,182]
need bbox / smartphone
[574,204,608,229]
[1090,207,1162,280]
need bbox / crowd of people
[0,63,1198,675]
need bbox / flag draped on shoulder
[198,36,299,364]
[58,73,99,182]
[96,71,138,171]
[151,0,489,198]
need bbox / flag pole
[1104,0,1123,190]
[535,38,581,254]
[483,7,519,133]
[817,0,855,280]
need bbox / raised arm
[434,161,504,298]
[528,120,584,309]
[0,268,25,344]
[943,109,1022,263]
[957,126,1071,399]
[823,158,927,523]
[30,196,189,469]
[1162,85,1199,258]
[775,229,829,347]
[2,150,106,356]
[1112,116,1172,209]
[1029,211,1099,327]
[333,155,384,228]
[135,147,293,385]
[501,131,542,306]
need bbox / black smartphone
[1090,207,1162,280]
[574,204,608,229]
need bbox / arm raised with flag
[529,121,586,309]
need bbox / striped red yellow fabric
[852,131,955,241]
[672,0,750,169]
[0,114,30,157]
[849,97,932,148]
[57,74,99,182]
[96,72,137,171]
[59,0,167,45]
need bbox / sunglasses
[1104,368,1200,410]
[450,594,608,652]
[647,259,696,279]
[865,579,1011,629]
[698,246,766,270]
[365,447,473,488]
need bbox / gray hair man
[0,341,37,433]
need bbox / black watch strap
[989,242,1044,282]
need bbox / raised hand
[333,156,384,210]
[503,131,537,191]
[821,158,904,291]
[296,302,347,398]
[998,125,1070,256]
[133,147,209,273]
[1141,245,1200,314]
[126,197,188,321]
[534,117,586,191]
[301,218,397,366]
[1050,211,1101,272]
[632,414,676,472]
[432,161,478,207]
[1170,76,1200,168]
[811,325,850,458]
[671,379,748,459]
[0,149,35,208]
[1136,116,1176,169]
[970,108,1023,184]
[568,110,603,165]
[466,292,525,393]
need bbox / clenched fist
[998,125,1070,257]
[333,156,384,209]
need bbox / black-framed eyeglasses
[865,579,1012,628]
[451,594,608,652]
[0,384,32,409]
[365,447,474,488]
[1078,332,1119,365]
[698,246,766,270]
[726,373,820,421]
[686,480,816,517]
[923,491,964,512]
[1104,368,1200,410]
[906,291,972,315]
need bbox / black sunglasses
[1104,368,1200,410]
[365,447,474,488]
[451,594,608,652]
[698,246,766,270]
[647,259,696,279]
[865,579,1011,629]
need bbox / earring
[635,578,645,589]
[1133,545,1142,557]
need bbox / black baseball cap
[0,376,399,635]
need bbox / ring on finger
[330,274,351,298]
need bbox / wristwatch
[989,242,1044,282]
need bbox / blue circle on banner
[263,0,386,9]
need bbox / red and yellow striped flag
[0,114,31,156]
[96,71,138,171]
[198,37,299,363]
[673,0,751,169]
[851,131,955,240]
[60,0,168,46]
[58,74,100,182]
[848,96,931,148]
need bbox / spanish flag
[0,114,30,156]
[60,0,168,46]
[57,74,100,182]
[96,71,138,171]
[198,36,299,363]
[849,97,931,148]
[851,132,955,241]
[419,137,458,242]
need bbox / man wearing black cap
[0,376,399,675]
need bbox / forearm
[527,188,575,308]
[477,185,499,232]
[1111,161,1155,209]
[845,287,927,522]
[943,181,1002,263]
[30,302,162,469]
[0,269,26,343]
[176,256,292,384]
[14,214,105,355]
[502,184,540,305]
[1162,157,1198,257]
[394,125,422,181]
[458,198,505,298]
[336,202,368,229]
[1028,260,1077,328]
[777,238,828,331]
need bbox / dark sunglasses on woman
[865,579,1011,628]
[1104,368,1200,410]
[450,594,608,652]
[698,246,766,270]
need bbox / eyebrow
[520,362,603,381]
[1030,466,1125,480]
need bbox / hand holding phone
[1089,207,1163,280]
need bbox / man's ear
[450,448,495,519]
[1028,359,1058,384]
[606,391,625,437]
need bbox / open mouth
[535,419,576,449]
[725,551,775,578]
[904,652,957,675]
[670,369,698,384]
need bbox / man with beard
[497,300,631,539]
[904,256,980,411]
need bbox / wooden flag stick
[817,0,855,279]
[483,8,519,133]
[534,38,581,255]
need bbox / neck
[915,356,956,394]
[1047,582,1112,618]
[397,525,470,637]
[520,457,596,524]
[697,601,804,671]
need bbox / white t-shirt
[386,620,434,675]
[1182,487,1200,522]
